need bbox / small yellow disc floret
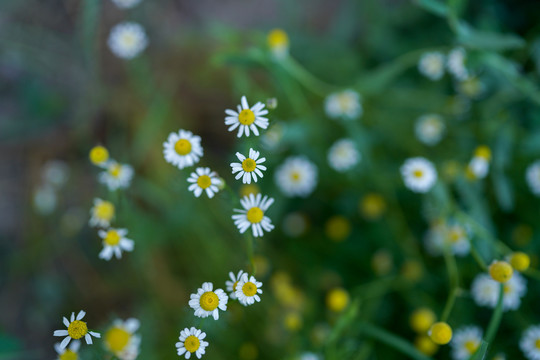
[199,292,219,311]
[246,207,264,224]
[489,260,513,283]
[410,308,436,333]
[67,320,88,340]
[326,288,349,312]
[59,350,78,360]
[429,322,452,345]
[89,146,109,165]
[184,335,200,353]
[509,252,530,272]
[105,326,130,352]
[267,29,289,49]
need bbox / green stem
[484,284,505,344]
[246,232,256,275]
[441,249,459,321]
[278,57,340,96]
[357,322,433,360]
[470,246,489,271]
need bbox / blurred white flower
[42,160,69,188]
[447,47,469,81]
[232,193,275,237]
[450,326,482,360]
[327,138,360,172]
[89,198,115,228]
[187,167,221,198]
[230,148,267,184]
[467,146,491,179]
[98,228,134,260]
[104,318,141,360]
[108,22,148,59]
[33,185,57,215]
[267,29,289,59]
[418,52,445,80]
[235,273,263,306]
[415,114,445,146]
[324,90,362,120]
[163,129,203,170]
[261,123,284,150]
[226,270,246,300]
[299,352,321,360]
[526,160,540,196]
[99,161,134,191]
[400,157,437,193]
[225,96,269,138]
[275,156,318,197]
[110,0,142,9]
[282,212,308,237]
[176,327,208,359]
[471,272,526,311]
[424,222,470,257]
[521,325,540,360]
[189,282,228,320]
[55,340,80,360]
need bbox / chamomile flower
[415,114,445,146]
[187,167,221,198]
[42,160,69,188]
[471,272,526,311]
[54,311,101,349]
[230,148,267,184]
[99,161,134,191]
[110,0,142,9]
[450,326,482,360]
[232,193,275,237]
[163,130,203,170]
[104,318,141,360]
[327,139,360,172]
[447,48,469,81]
[275,156,318,197]
[226,270,246,299]
[467,146,491,180]
[267,28,289,59]
[98,228,134,260]
[521,325,540,360]
[55,340,80,360]
[526,161,540,196]
[89,198,115,228]
[235,273,263,306]
[224,96,269,138]
[418,52,445,80]
[189,282,228,320]
[324,90,362,120]
[424,222,470,257]
[176,327,208,359]
[108,22,148,60]
[401,157,437,193]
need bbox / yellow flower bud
[89,145,109,165]
[326,288,349,312]
[429,322,452,345]
[509,252,530,272]
[410,308,436,333]
[489,260,513,283]
[415,335,439,356]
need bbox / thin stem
[441,249,459,321]
[470,246,489,271]
[278,57,340,96]
[357,322,433,360]
[246,232,256,275]
[484,284,505,344]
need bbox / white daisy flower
[471,272,526,311]
[327,138,360,172]
[447,47,469,81]
[187,167,221,198]
[400,157,437,193]
[55,340,80,360]
[450,326,483,360]
[526,161,540,196]
[235,273,263,306]
[98,228,134,260]
[230,148,267,184]
[163,129,204,170]
[99,161,134,191]
[224,96,269,138]
[521,325,540,360]
[232,193,275,237]
[189,282,228,320]
[324,89,362,120]
[275,156,318,197]
[108,22,148,60]
[261,123,284,150]
[418,52,445,80]
[53,310,101,350]
[104,318,141,360]
[176,327,208,359]
[226,270,246,300]
[89,198,115,228]
[424,222,470,257]
[110,0,142,9]
[299,353,321,360]
[415,114,445,146]
[467,157,489,179]
[33,185,57,215]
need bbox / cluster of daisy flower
[107,0,148,60]
[418,47,469,81]
[89,145,135,260]
[33,160,70,215]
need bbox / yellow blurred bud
[325,215,351,242]
[284,312,302,331]
[489,260,513,283]
[240,184,260,198]
[359,193,386,220]
[429,322,452,345]
[415,335,439,356]
[89,145,109,165]
[326,288,349,312]
[239,342,258,360]
[371,249,393,276]
[410,308,436,333]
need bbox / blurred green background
[2,0,540,359]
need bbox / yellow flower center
[448,229,462,243]
[184,335,200,353]
[105,327,131,352]
[242,282,257,297]
[174,139,192,155]
[246,207,264,224]
[89,146,109,165]
[199,291,219,311]
[232,281,239,291]
[290,171,301,182]
[109,164,122,178]
[464,340,478,354]
[121,33,136,47]
[95,202,115,221]
[410,308,436,333]
[238,109,255,125]
[59,350,78,360]
[242,158,257,172]
[337,94,353,112]
[429,322,452,345]
[503,284,511,294]
[104,230,121,246]
[267,29,289,49]
[413,169,424,178]
[197,175,212,189]
[535,339,540,349]
[67,320,88,340]
[474,145,491,161]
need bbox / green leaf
[456,22,525,50]
[413,0,448,16]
